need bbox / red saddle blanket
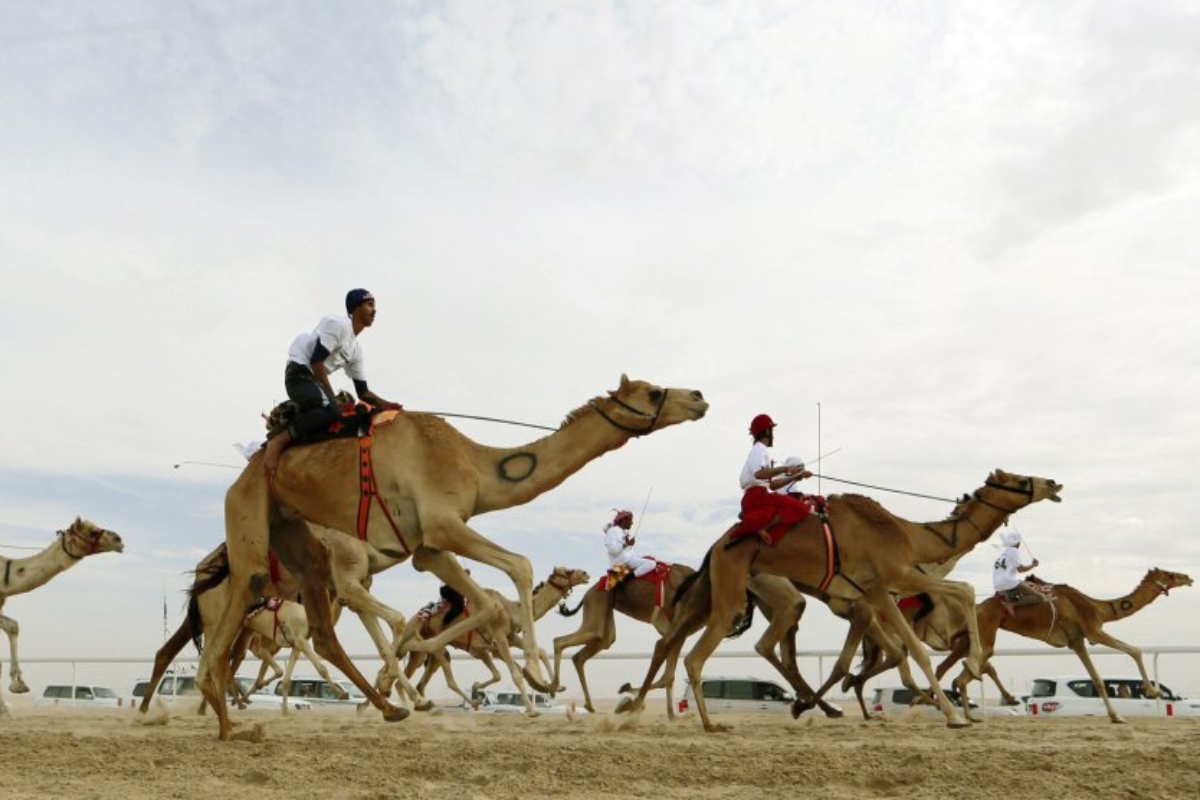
[597,559,672,607]
[729,486,817,545]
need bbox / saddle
[265,391,394,444]
[996,576,1057,616]
[598,559,672,608]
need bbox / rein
[971,479,1034,515]
[590,389,669,436]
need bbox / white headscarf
[1002,529,1022,548]
[783,455,805,470]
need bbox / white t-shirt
[604,525,632,567]
[992,545,1023,592]
[739,442,772,490]
[286,314,366,381]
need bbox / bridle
[59,525,104,559]
[970,478,1035,516]
[547,571,579,597]
[589,388,669,436]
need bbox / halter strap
[589,388,669,436]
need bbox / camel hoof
[946,716,972,729]
[414,699,434,712]
[704,723,733,734]
[821,704,845,719]
[1111,716,1127,725]
[617,682,634,694]
[791,698,815,720]
[10,679,30,694]
[521,668,554,694]
[614,696,634,714]
[381,703,411,723]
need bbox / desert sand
[3,701,1199,800]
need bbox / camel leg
[425,648,475,706]
[335,579,430,709]
[138,614,193,714]
[270,520,408,724]
[872,594,969,728]
[471,652,504,695]
[1069,640,1126,723]
[415,523,551,692]
[753,599,844,719]
[1086,629,1159,700]
[199,469,273,741]
[0,612,28,695]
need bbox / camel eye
[647,389,663,404]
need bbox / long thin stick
[633,487,654,539]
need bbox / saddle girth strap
[357,435,411,555]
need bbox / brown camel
[1,519,124,718]
[622,469,1063,731]
[400,566,590,712]
[937,567,1193,723]
[554,566,842,719]
[198,375,708,739]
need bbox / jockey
[739,414,814,544]
[779,454,827,514]
[263,288,403,476]
[604,510,656,578]
[992,529,1040,598]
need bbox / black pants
[284,362,342,440]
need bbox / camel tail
[189,544,231,597]
[186,593,205,654]
[672,543,715,607]
[558,597,585,617]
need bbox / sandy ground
[3,699,1199,800]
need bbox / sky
[2,1,1198,706]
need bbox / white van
[35,684,121,709]
[1027,676,1200,718]
[271,677,365,708]
[869,686,1023,719]
[677,676,793,715]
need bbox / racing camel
[198,375,708,739]
[1,519,124,718]
[555,565,842,719]
[400,565,590,712]
[621,469,1062,731]
[936,567,1193,723]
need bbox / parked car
[1026,676,1200,718]
[132,673,312,712]
[271,677,366,708]
[35,684,121,709]
[677,676,794,715]
[868,685,1023,719]
[468,688,572,714]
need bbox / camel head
[590,374,708,436]
[59,517,124,557]
[984,469,1063,506]
[1145,568,1193,596]
[546,566,591,597]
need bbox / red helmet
[612,510,634,527]
[749,413,776,437]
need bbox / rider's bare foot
[263,431,292,476]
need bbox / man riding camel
[992,528,1042,606]
[738,414,813,544]
[263,288,403,475]
[603,510,656,579]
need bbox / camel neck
[1,541,78,595]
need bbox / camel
[399,566,591,712]
[140,527,437,717]
[621,469,1063,731]
[1,518,124,718]
[243,596,347,713]
[554,565,842,719]
[198,374,708,739]
[934,567,1194,723]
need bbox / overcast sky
[2,1,1198,705]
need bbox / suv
[35,684,121,708]
[271,677,366,708]
[869,686,1023,719]
[677,676,793,715]
[469,689,569,714]
[1027,676,1200,718]
[132,673,311,712]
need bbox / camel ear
[73,516,83,528]
[619,373,631,392]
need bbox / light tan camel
[198,375,708,739]
[554,565,843,719]
[936,567,1194,723]
[1,518,124,718]
[622,469,1062,731]
[139,527,439,717]
[242,596,348,713]
[400,566,591,711]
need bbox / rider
[604,510,656,579]
[263,288,403,475]
[992,529,1040,601]
[739,414,814,544]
